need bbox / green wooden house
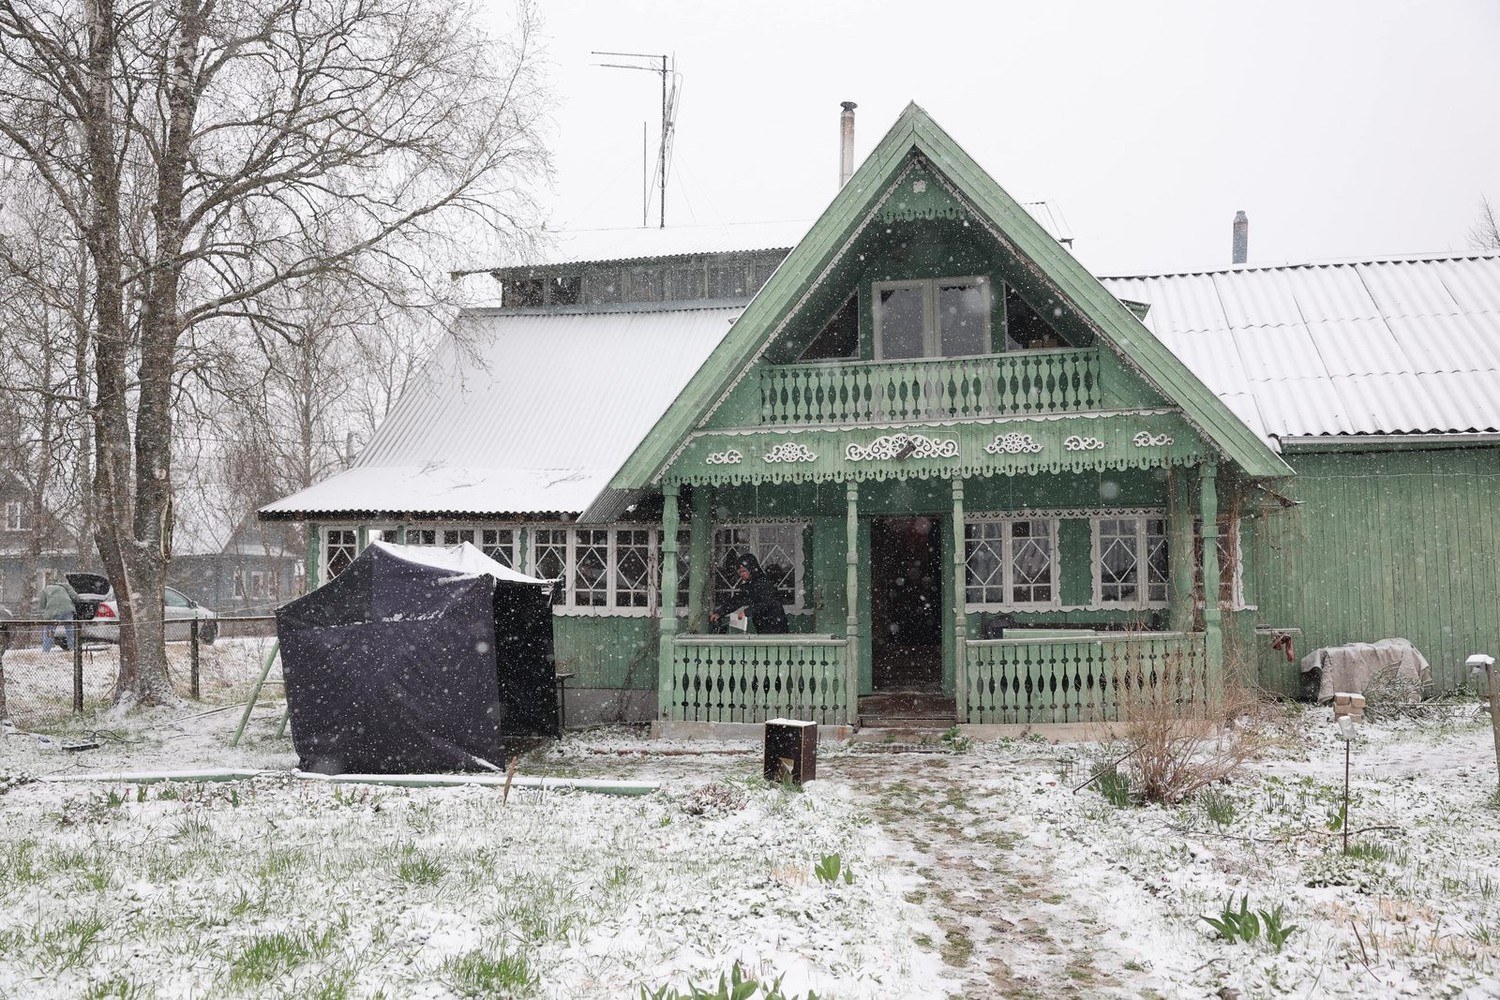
[262,104,1500,732]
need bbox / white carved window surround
[3,501,21,532]
[963,516,1060,611]
[1193,516,1245,611]
[872,276,992,360]
[1092,514,1169,609]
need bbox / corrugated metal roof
[261,306,741,518]
[1101,254,1500,440]
[267,253,1500,521]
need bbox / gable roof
[259,305,739,521]
[1103,254,1500,441]
[610,103,1291,490]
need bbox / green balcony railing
[760,347,1102,425]
[961,632,1212,725]
[665,635,851,725]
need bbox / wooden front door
[871,515,944,691]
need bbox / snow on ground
[4,653,1500,998]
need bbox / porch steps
[857,691,957,733]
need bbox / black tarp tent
[277,541,557,774]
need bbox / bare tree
[0,0,549,706]
[1470,197,1500,253]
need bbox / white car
[69,575,219,645]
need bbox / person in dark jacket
[709,553,789,634]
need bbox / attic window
[1005,286,1062,350]
[551,275,581,305]
[873,276,990,360]
[798,294,859,361]
[505,277,544,308]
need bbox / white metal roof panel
[1101,254,1500,441]
[262,306,741,518]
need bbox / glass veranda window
[963,518,1057,609]
[873,276,991,359]
[1095,516,1169,608]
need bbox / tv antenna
[592,51,680,228]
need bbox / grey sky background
[523,0,1499,276]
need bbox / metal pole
[1488,663,1500,789]
[189,618,200,700]
[231,639,280,747]
[72,624,83,713]
[1342,738,1350,854]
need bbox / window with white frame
[531,526,661,613]
[481,527,518,568]
[1094,515,1169,607]
[712,522,804,612]
[963,517,1058,609]
[233,569,247,599]
[4,501,21,532]
[323,527,358,581]
[873,276,991,360]
[441,527,476,546]
[1193,516,1242,609]
[250,570,272,600]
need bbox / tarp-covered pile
[277,541,556,774]
[1300,637,1432,704]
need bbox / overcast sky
[524,0,1500,276]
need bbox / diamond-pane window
[324,528,357,580]
[574,529,609,607]
[1094,516,1169,608]
[614,529,652,608]
[481,528,516,568]
[963,518,1056,608]
[534,528,568,606]
[712,523,803,611]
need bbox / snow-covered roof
[1101,253,1500,442]
[372,541,548,585]
[260,305,740,520]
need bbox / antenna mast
[593,51,680,228]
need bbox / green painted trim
[609,103,1289,492]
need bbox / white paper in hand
[728,606,749,631]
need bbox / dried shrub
[1116,643,1274,805]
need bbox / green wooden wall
[1250,447,1500,694]
[553,615,659,691]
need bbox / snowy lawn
[4,661,1500,998]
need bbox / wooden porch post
[1198,462,1225,708]
[689,486,711,630]
[657,482,680,722]
[845,480,860,727]
[951,476,968,724]
[1168,466,1195,632]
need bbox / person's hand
[709,612,719,622]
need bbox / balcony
[760,347,1102,426]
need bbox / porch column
[688,486,711,629]
[845,480,860,727]
[1198,462,1225,707]
[951,476,968,723]
[1168,466,1195,632]
[657,482,680,722]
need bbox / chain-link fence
[0,615,278,731]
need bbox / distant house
[0,469,88,611]
[262,104,1500,730]
[170,504,304,614]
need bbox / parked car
[66,574,219,645]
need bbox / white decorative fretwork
[844,432,960,462]
[1132,431,1174,448]
[1064,435,1106,451]
[984,432,1044,455]
[762,442,818,463]
[705,449,743,465]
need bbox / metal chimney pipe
[1232,211,1249,265]
[839,101,858,187]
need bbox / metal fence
[0,614,277,730]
